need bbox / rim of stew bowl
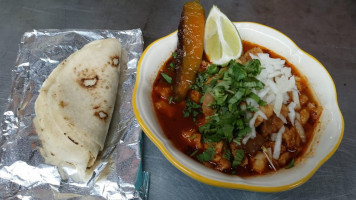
[132,22,344,192]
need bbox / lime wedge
[204,5,243,65]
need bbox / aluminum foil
[0,29,149,200]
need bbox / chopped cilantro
[172,52,177,59]
[247,103,258,112]
[285,159,295,169]
[197,146,215,162]
[232,149,245,167]
[223,149,231,160]
[168,96,173,104]
[207,64,219,75]
[190,149,199,157]
[169,62,175,70]
[189,134,197,141]
[161,72,172,84]
[182,99,201,121]
[249,92,267,106]
[189,59,265,149]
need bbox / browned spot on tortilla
[64,132,67,135]
[59,101,68,108]
[50,152,55,156]
[79,75,99,88]
[104,100,107,103]
[93,105,100,109]
[61,59,67,66]
[105,86,109,89]
[94,111,108,121]
[66,161,74,165]
[67,136,78,145]
[110,56,120,67]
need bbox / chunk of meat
[189,90,201,103]
[237,47,263,65]
[281,104,288,118]
[230,141,242,156]
[240,157,249,167]
[255,104,274,127]
[282,127,301,150]
[243,134,265,156]
[202,92,214,117]
[307,102,323,123]
[278,152,291,166]
[154,85,172,100]
[212,154,222,163]
[299,108,310,125]
[251,151,267,174]
[260,115,284,137]
[299,94,309,106]
[295,76,307,92]
[210,141,232,171]
[214,141,224,154]
[181,129,202,149]
[154,99,175,118]
[216,158,231,171]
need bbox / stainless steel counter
[0,0,355,199]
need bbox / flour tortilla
[33,38,122,180]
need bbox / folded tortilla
[33,38,122,180]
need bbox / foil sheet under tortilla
[0,29,149,200]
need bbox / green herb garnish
[285,159,295,169]
[197,146,215,162]
[161,72,172,84]
[223,148,231,160]
[207,64,219,75]
[189,134,197,141]
[190,149,199,157]
[232,149,245,167]
[194,59,264,144]
[182,99,201,122]
[168,96,173,104]
[169,62,175,70]
[172,52,177,59]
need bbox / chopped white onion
[273,93,283,116]
[293,90,300,109]
[273,126,285,160]
[295,120,306,143]
[295,112,301,121]
[278,113,287,124]
[244,53,299,144]
[288,102,297,125]
[258,88,270,99]
[270,133,277,141]
[243,110,268,144]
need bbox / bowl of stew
[133,22,344,191]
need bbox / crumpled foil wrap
[0,29,149,200]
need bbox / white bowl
[132,22,344,192]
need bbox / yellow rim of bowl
[132,22,345,192]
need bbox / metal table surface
[0,0,355,199]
